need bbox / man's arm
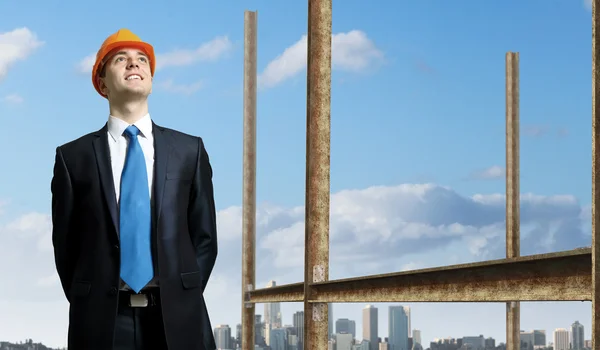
[188,138,218,292]
[51,146,75,302]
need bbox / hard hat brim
[92,40,156,98]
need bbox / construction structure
[241,0,600,349]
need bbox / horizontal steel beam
[247,282,304,303]
[247,248,592,303]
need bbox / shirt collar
[107,113,153,141]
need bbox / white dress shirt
[107,113,158,290]
[107,114,154,202]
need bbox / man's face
[98,48,152,100]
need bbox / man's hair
[99,62,107,78]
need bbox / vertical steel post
[242,10,258,350]
[505,52,520,350]
[303,0,332,348]
[592,0,600,347]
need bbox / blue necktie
[119,125,153,293]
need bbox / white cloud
[0,184,592,347]
[2,93,24,104]
[258,30,384,89]
[0,28,43,81]
[156,78,203,95]
[76,36,232,74]
[585,0,592,11]
[155,36,232,70]
[469,165,504,180]
[75,53,96,74]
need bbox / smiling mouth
[125,74,142,81]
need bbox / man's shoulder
[56,127,104,154]
[158,125,205,148]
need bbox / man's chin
[117,88,151,99]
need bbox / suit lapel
[153,122,169,222]
[92,124,119,238]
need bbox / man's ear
[98,77,109,96]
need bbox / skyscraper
[264,280,282,328]
[389,305,410,350]
[571,321,584,350]
[335,318,356,339]
[412,330,421,349]
[214,324,232,350]
[533,330,546,347]
[270,328,287,350]
[335,333,353,350]
[403,306,411,336]
[553,328,569,350]
[255,314,265,346]
[328,303,333,340]
[236,324,242,347]
[363,305,378,350]
[294,311,305,350]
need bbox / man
[51,28,218,350]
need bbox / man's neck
[108,99,149,124]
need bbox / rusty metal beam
[592,0,600,347]
[241,10,257,350]
[246,249,591,304]
[505,51,520,350]
[249,282,305,303]
[303,0,332,348]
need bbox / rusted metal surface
[248,282,304,303]
[505,51,520,350]
[241,10,257,350]
[593,1,600,347]
[246,249,592,303]
[311,250,590,302]
[303,0,332,348]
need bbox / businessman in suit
[51,28,218,350]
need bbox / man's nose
[127,60,139,68]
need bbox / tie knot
[123,125,140,139]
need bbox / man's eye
[115,57,125,62]
[140,57,147,62]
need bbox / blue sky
[0,0,595,348]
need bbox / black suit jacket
[51,122,218,350]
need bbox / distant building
[363,305,379,350]
[571,321,584,350]
[553,328,569,350]
[255,314,266,346]
[462,335,485,350]
[264,281,282,328]
[336,318,356,339]
[412,330,422,349]
[0,340,62,350]
[335,333,353,350]
[270,328,287,350]
[214,324,232,350]
[328,303,334,340]
[389,305,410,350]
[293,311,304,350]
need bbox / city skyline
[209,302,592,349]
[0,0,595,347]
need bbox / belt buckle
[129,294,148,307]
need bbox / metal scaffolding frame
[241,0,600,349]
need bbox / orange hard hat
[91,28,156,98]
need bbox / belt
[118,289,160,308]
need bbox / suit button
[109,287,118,296]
